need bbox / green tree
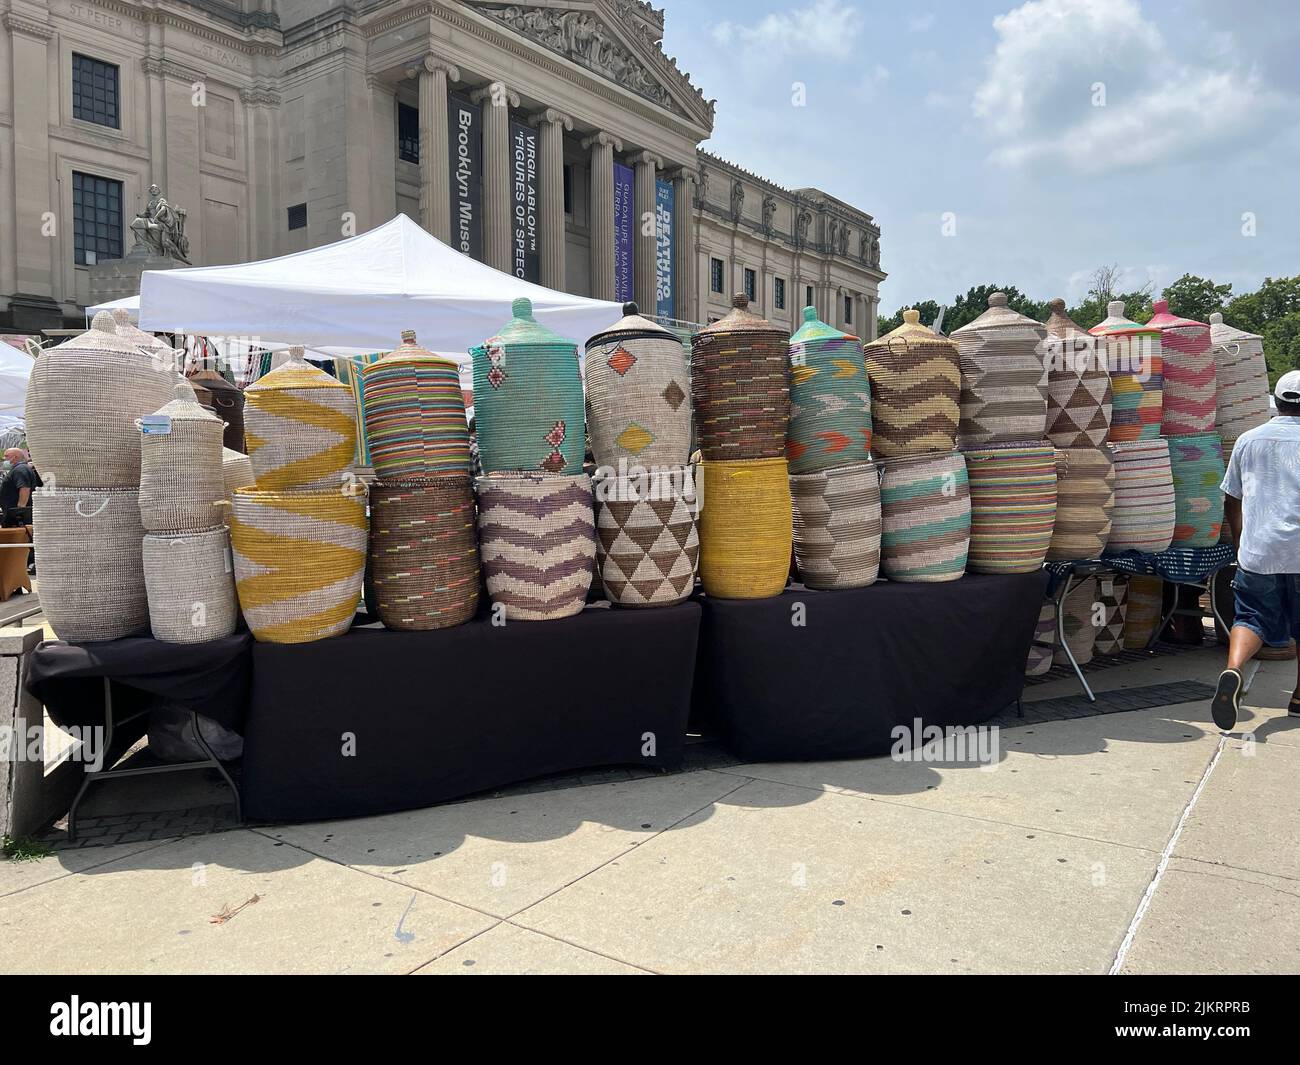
[877,298,944,336]
[1160,273,1232,323]
[1225,276,1300,336]
[945,284,1046,333]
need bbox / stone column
[473,80,519,273]
[241,86,280,262]
[413,56,458,242]
[672,167,697,323]
[530,108,572,290]
[5,12,55,317]
[631,151,661,314]
[582,131,621,301]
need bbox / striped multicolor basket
[229,488,367,643]
[863,309,961,456]
[952,293,1049,446]
[1025,600,1057,676]
[244,351,358,491]
[1122,575,1164,649]
[142,526,238,644]
[786,307,872,474]
[1148,300,1215,436]
[1167,431,1226,547]
[476,472,595,620]
[362,331,471,480]
[593,466,698,607]
[472,298,585,475]
[1044,300,1111,448]
[1054,575,1099,667]
[691,295,789,461]
[1209,313,1270,442]
[1092,574,1129,656]
[1107,439,1175,553]
[698,457,793,598]
[878,450,971,582]
[585,303,693,469]
[1047,447,1114,561]
[1089,302,1163,442]
[369,476,479,631]
[790,461,882,590]
[961,442,1057,574]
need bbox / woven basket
[139,381,226,533]
[952,293,1048,446]
[961,441,1057,573]
[1054,575,1099,666]
[369,475,480,630]
[1209,313,1270,442]
[229,487,367,643]
[593,466,699,607]
[25,312,177,486]
[472,298,585,475]
[1092,574,1129,656]
[1167,431,1225,547]
[222,447,256,498]
[586,303,693,469]
[362,330,471,480]
[1147,300,1215,436]
[878,450,971,582]
[698,457,793,598]
[691,294,789,461]
[189,370,246,453]
[1044,300,1112,448]
[790,461,881,589]
[476,471,595,620]
[109,308,181,368]
[863,309,962,456]
[1089,302,1164,443]
[1047,447,1115,561]
[1107,439,1176,553]
[786,307,872,474]
[1123,575,1163,649]
[142,526,238,644]
[32,487,148,641]
[1025,600,1057,676]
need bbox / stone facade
[0,0,883,334]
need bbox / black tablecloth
[24,634,253,733]
[692,572,1048,761]
[240,602,702,822]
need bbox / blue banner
[655,178,674,320]
[613,162,635,303]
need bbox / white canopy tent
[0,339,33,430]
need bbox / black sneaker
[1212,669,1243,731]
[1288,696,1300,719]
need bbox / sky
[661,0,1300,314]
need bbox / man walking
[0,447,40,527]
[1213,370,1300,730]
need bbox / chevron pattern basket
[786,307,872,474]
[698,457,793,598]
[1107,439,1176,553]
[1167,431,1226,547]
[1148,300,1216,437]
[961,442,1057,574]
[143,526,238,644]
[878,450,971,582]
[863,309,961,456]
[1047,447,1115,561]
[790,461,882,589]
[1092,574,1129,656]
[1025,600,1057,676]
[953,293,1049,446]
[1054,575,1099,667]
[1043,300,1112,448]
[593,466,698,607]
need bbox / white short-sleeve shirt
[1221,416,1300,574]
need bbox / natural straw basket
[142,526,238,644]
[244,349,358,491]
[1122,575,1163,650]
[697,457,793,598]
[786,307,871,474]
[32,486,148,641]
[878,450,971,582]
[475,471,595,620]
[139,381,227,533]
[189,370,246,453]
[1043,299,1111,448]
[1047,446,1114,561]
[24,312,176,486]
[1025,600,1056,676]
[585,303,693,469]
[110,308,182,370]
[1147,300,1215,437]
[790,461,882,589]
[222,447,256,498]
[1167,431,1225,547]
[229,487,367,643]
[1092,574,1128,656]
[1107,439,1175,553]
[863,309,961,457]
[369,476,480,631]
[952,293,1049,446]
[362,330,471,480]
[1209,313,1270,442]
[593,466,699,607]
[961,441,1057,574]
[1054,575,1099,666]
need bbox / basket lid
[110,308,176,355]
[871,307,954,348]
[1208,311,1262,344]
[375,330,459,369]
[694,294,783,337]
[485,297,576,350]
[586,302,676,347]
[245,346,349,392]
[52,311,151,356]
[1147,298,1208,332]
[188,368,242,394]
[1044,298,1094,340]
[789,305,858,345]
[1089,300,1159,337]
[952,292,1042,335]
[152,378,224,423]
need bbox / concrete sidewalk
[2,645,1297,974]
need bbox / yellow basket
[698,458,792,599]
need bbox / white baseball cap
[1276,370,1300,403]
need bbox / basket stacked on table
[864,309,970,581]
[1090,301,1163,443]
[473,298,594,619]
[1092,574,1129,656]
[786,307,880,589]
[361,330,479,630]
[231,349,366,643]
[25,313,177,641]
[1209,312,1269,444]
[585,303,697,607]
[692,294,792,598]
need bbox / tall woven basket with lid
[863,308,961,456]
[143,526,238,644]
[110,308,182,371]
[877,450,971,582]
[786,306,871,474]
[139,380,227,533]
[789,461,882,589]
[690,294,789,461]
[1043,299,1111,448]
[1089,302,1163,443]
[697,457,793,598]
[961,441,1057,574]
[188,370,246,452]
[1047,446,1114,561]
[24,312,176,486]
[593,466,699,607]
[585,303,692,469]
[472,298,585,475]
[1209,312,1270,442]
[952,292,1049,447]
[1107,439,1175,553]
[1167,431,1225,547]
[362,330,471,480]
[1147,299,1215,436]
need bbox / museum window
[287,203,307,231]
[398,103,420,163]
[72,172,123,266]
[744,268,757,303]
[774,277,786,310]
[806,284,814,308]
[710,257,724,294]
[563,165,572,216]
[72,54,120,129]
[844,295,853,324]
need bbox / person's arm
[1224,493,1243,546]
[16,485,30,508]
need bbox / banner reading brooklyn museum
[448,92,483,261]
[613,161,635,303]
[510,118,540,283]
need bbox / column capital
[471,81,520,109]
[667,165,699,186]
[629,150,662,170]
[582,130,623,152]
[407,56,459,81]
[529,108,573,132]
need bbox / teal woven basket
[1167,431,1225,548]
[472,297,585,474]
[787,306,872,474]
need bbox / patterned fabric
[333,353,384,467]
[1122,574,1164,649]
[1054,575,1099,666]
[863,310,962,456]
[244,355,358,491]
[1043,300,1112,448]
[697,457,793,599]
[1048,446,1115,561]
[1092,574,1129,655]
[593,467,698,607]
[1167,431,1225,547]
[878,449,971,582]
[1025,599,1057,676]
[1209,313,1270,442]
[1107,439,1176,553]
[1147,300,1216,436]
[961,442,1057,574]
[786,308,872,474]
[790,461,882,589]
[953,293,1048,446]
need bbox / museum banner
[449,92,483,260]
[613,162,635,303]
[655,177,675,320]
[510,118,540,282]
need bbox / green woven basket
[786,306,872,475]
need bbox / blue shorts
[1233,568,1300,647]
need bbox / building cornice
[3,12,55,41]
[85,0,284,57]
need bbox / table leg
[1056,574,1096,702]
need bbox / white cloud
[709,0,863,61]
[855,64,890,102]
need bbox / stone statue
[795,211,811,249]
[730,180,745,222]
[858,231,870,263]
[838,225,850,256]
[129,184,191,264]
[762,194,776,236]
[871,237,880,267]
[696,165,709,208]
